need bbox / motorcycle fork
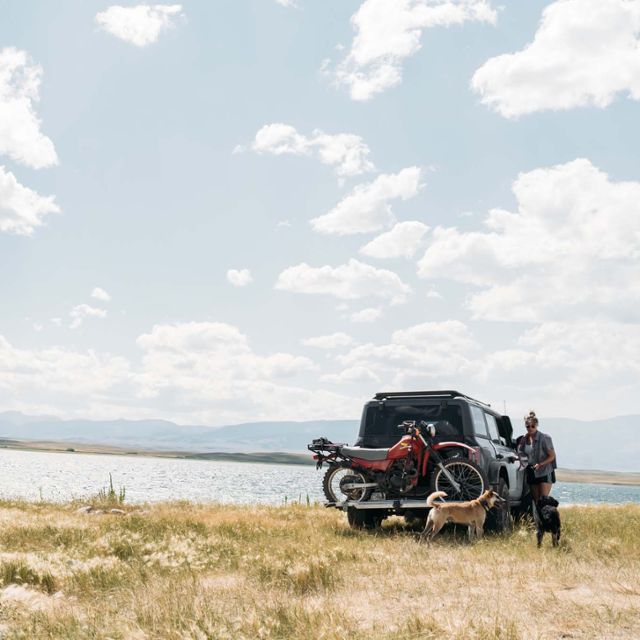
[420,435,462,493]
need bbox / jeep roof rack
[373,389,491,408]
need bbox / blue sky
[1,0,639,425]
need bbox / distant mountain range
[0,411,638,472]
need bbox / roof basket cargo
[373,389,491,408]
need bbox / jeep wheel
[347,508,383,530]
[404,511,427,532]
[486,479,512,533]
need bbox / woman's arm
[533,447,555,471]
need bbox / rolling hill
[0,411,638,472]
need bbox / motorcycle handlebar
[396,420,436,438]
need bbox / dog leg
[419,520,434,543]
[537,530,543,548]
[552,532,559,547]
[428,520,446,542]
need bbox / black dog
[535,496,561,547]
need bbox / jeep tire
[486,478,512,533]
[347,508,383,530]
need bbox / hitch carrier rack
[328,499,432,511]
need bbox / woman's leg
[530,483,540,503]
[538,482,552,498]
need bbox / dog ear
[549,497,559,507]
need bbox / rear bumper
[326,496,523,511]
[328,499,430,511]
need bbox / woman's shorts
[527,469,556,485]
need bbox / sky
[1,0,639,426]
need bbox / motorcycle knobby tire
[429,458,488,502]
[322,463,372,503]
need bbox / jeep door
[484,411,524,500]
[468,405,498,477]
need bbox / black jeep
[311,390,528,530]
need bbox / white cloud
[69,304,107,330]
[136,323,315,381]
[253,123,306,155]
[329,0,497,101]
[333,317,640,418]
[322,366,380,385]
[0,335,131,413]
[133,322,358,424]
[476,320,640,416]
[0,47,58,169]
[302,332,355,349]
[0,325,357,423]
[338,320,480,384]
[227,269,253,287]
[417,158,640,322]
[275,0,297,6]
[360,220,429,258]
[472,0,640,118]
[2,316,640,422]
[0,166,60,235]
[95,4,184,47]
[311,167,422,235]
[91,287,112,302]
[517,321,640,384]
[251,123,375,178]
[349,307,382,323]
[276,259,411,304]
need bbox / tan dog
[420,489,503,542]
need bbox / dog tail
[427,491,447,508]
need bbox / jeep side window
[484,412,503,445]
[470,405,489,438]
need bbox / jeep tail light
[469,447,481,465]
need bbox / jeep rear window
[358,404,463,448]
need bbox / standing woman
[519,411,557,503]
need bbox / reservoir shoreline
[2,437,639,486]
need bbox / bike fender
[432,441,475,453]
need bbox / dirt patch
[1,585,65,612]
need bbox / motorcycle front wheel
[430,459,487,502]
[322,464,372,503]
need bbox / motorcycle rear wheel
[430,459,487,502]
[323,464,372,503]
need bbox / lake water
[1,449,639,506]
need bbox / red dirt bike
[308,420,487,504]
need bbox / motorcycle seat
[341,446,390,461]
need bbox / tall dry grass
[0,497,638,639]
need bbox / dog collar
[480,499,490,512]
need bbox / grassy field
[0,498,639,640]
